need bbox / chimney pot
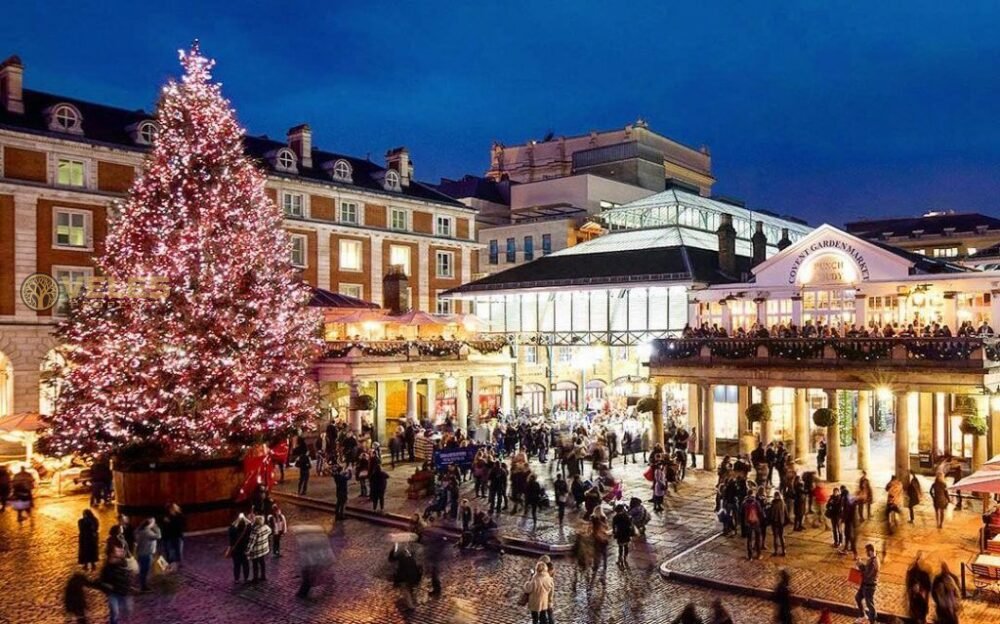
[717,213,737,277]
[777,228,792,250]
[751,220,768,267]
[385,147,412,187]
[287,124,312,168]
[0,55,25,114]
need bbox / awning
[0,412,43,433]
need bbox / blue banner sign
[432,446,479,471]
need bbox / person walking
[554,473,569,524]
[77,509,100,571]
[768,492,787,556]
[134,517,161,592]
[522,560,555,624]
[857,471,873,521]
[905,473,922,524]
[370,464,389,513]
[98,544,132,624]
[0,465,10,511]
[816,438,827,478]
[11,466,34,522]
[854,543,880,624]
[905,553,932,624]
[773,569,793,624]
[389,543,422,611]
[930,473,950,529]
[246,515,272,582]
[295,447,312,496]
[227,514,251,583]
[612,504,635,568]
[161,503,185,570]
[826,488,842,548]
[840,486,858,556]
[709,598,733,624]
[267,505,287,557]
[525,474,542,524]
[333,464,351,520]
[742,493,765,560]
[792,475,806,531]
[653,464,667,513]
[671,603,704,624]
[931,562,962,624]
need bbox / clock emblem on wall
[20,273,60,311]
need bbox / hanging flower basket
[353,394,375,411]
[635,397,658,414]
[953,396,985,435]
[960,415,988,436]
[745,402,771,423]
[812,407,836,428]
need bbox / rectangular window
[435,250,454,278]
[435,293,453,314]
[967,247,978,256]
[506,238,516,263]
[282,192,304,217]
[542,234,552,255]
[56,158,85,187]
[932,247,958,258]
[435,216,453,237]
[524,236,534,262]
[558,347,573,363]
[389,244,411,276]
[53,266,93,316]
[913,249,926,256]
[390,208,408,231]
[524,346,537,364]
[339,239,362,271]
[338,283,363,299]
[289,234,307,267]
[339,201,359,224]
[488,240,499,265]
[53,208,91,249]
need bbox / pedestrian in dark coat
[525,474,542,523]
[64,572,90,624]
[906,554,932,624]
[769,492,787,556]
[773,569,794,624]
[0,465,11,511]
[77,509,100,571]
[931,563,962,624]
[370,465,389,513]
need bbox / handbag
[847,567,863,585]
[124,556,139,574]
[643,466,654,482]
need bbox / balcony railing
[651,336,1000,370]
[322,338,510,361]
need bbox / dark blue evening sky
[3,1,999,225]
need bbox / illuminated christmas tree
[41,44,323,458]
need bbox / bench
[969,561,1000,596]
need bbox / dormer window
[274,148,297,173]
[47,103,83,134]
[137,121,157,145]
[384,169,401,191]
[331,159,353,183]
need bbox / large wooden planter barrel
[113,457,244,531]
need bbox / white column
[469,376,480,422]
[456,376,469,433]
[702,384,716,470]
[500,375,513,414]
[348,380,362,433]
[374,381,388,444]
[370,236,383,304]
[790,296,803,327]
[853,295,867,329]
[406,379,418,422]
[316,231,331,290]
[738,385,753,455]
[825,388,841,482]
[794,388,809,462]
[991,397,1000,460]
[856,390,871,472]
[14,194,38,318]
[895,391,911,482]
[425,378,437,422]
[760,387,773,446]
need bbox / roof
[864,239,971,274]
[444,245,751,295]
[0,89,465,209]
[970,242,1000,259]
[436,175,512,205]
[307,286,380,309]
[845,212,1000,238]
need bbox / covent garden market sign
[787,239,872,285]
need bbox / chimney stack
[383,266,410,313]
[717,213,737,277]
[287,124,312,168]
[385,147,412,187]
[777,228,792,250]
[751,220,768,267]
[0,55,24,114]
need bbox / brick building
[0,54,481,419]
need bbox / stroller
[422,487,448,520]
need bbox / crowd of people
[682,318,995,340]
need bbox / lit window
[436,294,453,314]
[339,283,363,299]
[384,170,401,190]
[53,266,92,316]
[56,158,85,187]
[435,250,454,278]
[51,105,81,133]
[390,208,408,231]
[54,209,90,248]
[506,238,516,263]
[524,346,537,364]
[558,347,573,363]
[289,234,307,267]
[488,240,499,265]
[137,121,157,145]
[389,245,411,275]
[913,249,926,256]
[524,236,534,262]
[967,247,978,256]
[331,159,352,182]
[339,239,362,271]
[339,201,359,224]
[435,216,453,237]
[275,149,296,172]
[932,247,959,258]
[282,192,304,217]
[542,234,552,255]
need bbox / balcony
[322,338,510,362]
[650,336,1000,372]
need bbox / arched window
[384,169,401,191]
[331,159,352,182]
[48,103,83,133]
[137,121,157,145]
[275,148,297,173]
